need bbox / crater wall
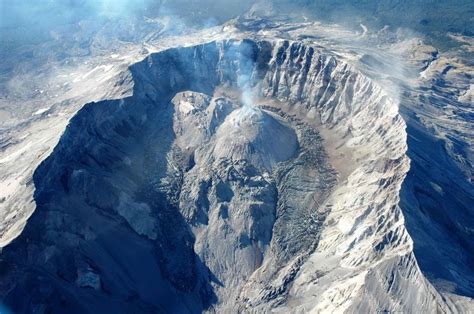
[0,39,451,312]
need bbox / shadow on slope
[399,107,474,298]
[0,42,239,313]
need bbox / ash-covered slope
[0,39,460,312]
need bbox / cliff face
[0,39,452,312]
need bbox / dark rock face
[400,116,474,298]
[0,96,216,313]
